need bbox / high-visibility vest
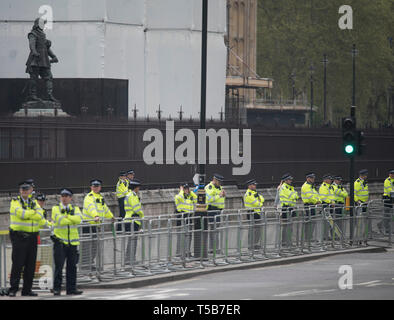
[332,183,348,204]
[124,191,144,226]
[52,203,82,245]
[319,183,335,204]
[116,179,129,199]
[279,183,299,207]
[82,191,113,224]
[354,178,369,203]
[205,182,225,209]
[383,177,394,197]
[301,182,320,205]
[9,196,49,233]
[174,190,197,214]
[243,189,264,213]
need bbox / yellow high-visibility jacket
[243,189,264,213]
[82,191,113,224]
[319,183,335,204]
[301,182,320,205]
[354,178,369,203]
[205,182,225,209]
[52,203,82,245]
[174,190,197,214]
[383,177,394,197]
[116,179,129,199]
[279,183,299,207]
[332,183,348,204]
[9,196,50,233]
[124,191,144,226]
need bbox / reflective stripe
[54,225,79,230]
[10,221,39,227]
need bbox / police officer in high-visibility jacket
[174,183,197,256]
[378,169,394,234]
[332,176,348,234]
[279,173,299,247]
[205,174,226,253]
[7,181,51,297]
[354,169,369,242]
[81,179,114,270]
[319,174,335,207]
[115,171,129,231]
[243,179,264,249]
[354,169,369,205]
[301,173,321,245]
[51,188,83,296]
[124,179,144,264]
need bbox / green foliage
[256,0,394,127]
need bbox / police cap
[359,169,368,175]
[128,179,141,189]
[126,170,135,175]
[322,174,332,180]
[18,181,31,190]
[90,179,102,186]
[36,193,46,201]
[281,173,293,181]
[245,179,258,186]
[213,174,224,182]
[60,188,73,196]
[305,172,316,178]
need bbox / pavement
[77,245,387,290]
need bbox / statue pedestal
[13,100,70,117]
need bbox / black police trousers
[53,241,78,293]
[9,230,38,294]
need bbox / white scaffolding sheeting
[0,0,227,119]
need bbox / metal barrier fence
[0,201,392,293]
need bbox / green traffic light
[345,144,355,154]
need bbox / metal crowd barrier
[0,202,392,291]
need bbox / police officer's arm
[67,207,82,225]
[82,195,101,221]
[174,194,183,213]
[52,206,72,226]
[190,191,198,204]
[10,199,36,220]
[103,199,114,219]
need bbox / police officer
[278,173,299,247]
[126,170,135,182]
[319,174,335,207]
[355,169,369,206]
[354,169,369,244]
[124,179,144,264]
[7,181,51,297]
[378,169,394,234]
[205,174,226,253]
[36,193,47,218]
[243,179,264,250]
[81,179,114,270]
[332,176,348,234]
[116,172,129,231]
[174,183,197,257]
[51,188,83,296]
[301,173,321,246]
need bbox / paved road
[2,249,394,300]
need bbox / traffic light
[357,130,365,156]
[342,117,357,157]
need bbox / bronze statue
[25,18,59,102]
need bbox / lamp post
[194,0,208,259]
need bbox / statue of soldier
[25,18,59,103]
